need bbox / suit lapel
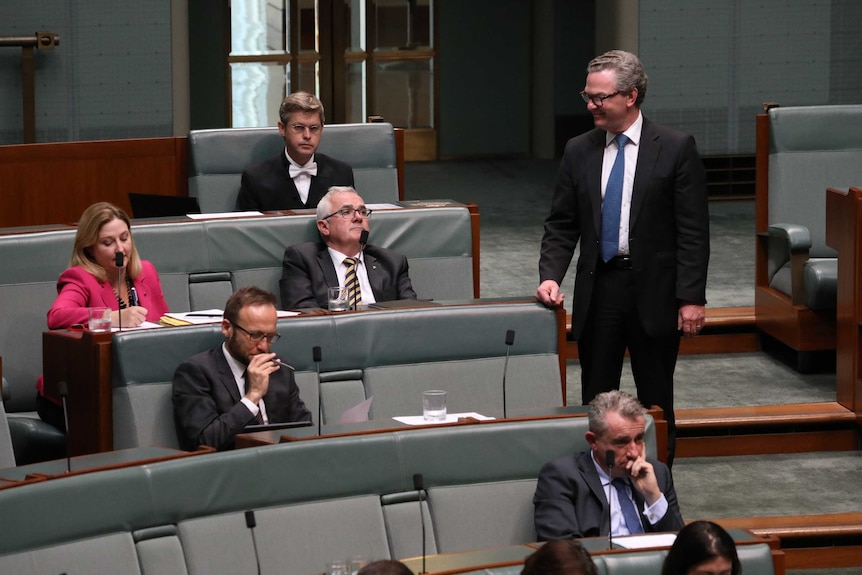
[213,348,243,403]
[630,118,660,230]
[364,251,384,300]
[99,281,117,309]
[318,245,340,289]
[587,131,607,237]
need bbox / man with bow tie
[236,92,355,211]
[280,186,418,310]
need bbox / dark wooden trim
[394,127,405,200]
[675,430,858,458]
[467,202,480,298]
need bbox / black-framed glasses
[232,322,281,344]
[287,123,321,134]
[323,207,373,220]
[580,90,621,107]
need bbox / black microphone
[245,510,262,575]
[359,229,369,249]
[606,450,615,549]
[313,346,323,435]
[501,330,515,419]
[115,252,124,332]
[413,473,427,575]
[58,381,71,473]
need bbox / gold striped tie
[344,257,362,308]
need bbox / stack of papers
[160,309,301,326]
[160,310,224,326]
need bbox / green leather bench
[0,206,474,462]
[111,300,562,450]
[188,122,401,212]
[0,414,660,574]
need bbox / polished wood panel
[0,137,189,227]
[715,513,862,570]
[41,330,114,456]
[677,402,855,429]
[676,430,859,458]
[826,186,862,412]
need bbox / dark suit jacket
[539,117,709,338]
[533,450,684,540]
[279,241,418,309]
[172,347,312,451]
[236,152,355,211]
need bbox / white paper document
[393,412,495,425]
[340,396,374,424]
[612,533,677,549]
[186,211,263,220]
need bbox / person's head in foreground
[662,520,741,575]
[521,539,598,575]
[356,559,413,575]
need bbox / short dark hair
[357,560,413,575]
[521,539,598,575]
[223,286,277,324]
[661,521,741,575]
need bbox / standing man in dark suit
[236,91,355,211]
[280,186,418,309]
[533,390,683,540]
[172,287,311,450]
[536,50,710,464]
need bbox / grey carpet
[675,451,862,519]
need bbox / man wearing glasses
[280,186,417,310]
[236,91,355,211]
[535,50,709,465]
[172,286,311,450]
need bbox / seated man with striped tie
[171,286,311,450]
[280,186,418,310]
[533,390,683,540]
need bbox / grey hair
[316,186,360,221]
[587,50,648,106]
[587,390,646,437]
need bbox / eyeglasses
[287,123,321,134]
[323,207,373,220]
[232,322,281,344]
[580,91,621,107]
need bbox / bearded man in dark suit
[236,91,354,211]
[536,50,710,465]
[172,287,311,450]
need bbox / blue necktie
[611,478,644,534]
[601,134,630,263]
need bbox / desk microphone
[413,473,427,574]
[501,330,515,419]
[313,346,323,435]
[58,381,71,473]
[359,229,369,249]
[115,252,124,331]
[244,510,262,575]
[606,450,615,549]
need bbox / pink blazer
[47,260,170,329]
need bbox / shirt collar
[605,110,643,148]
